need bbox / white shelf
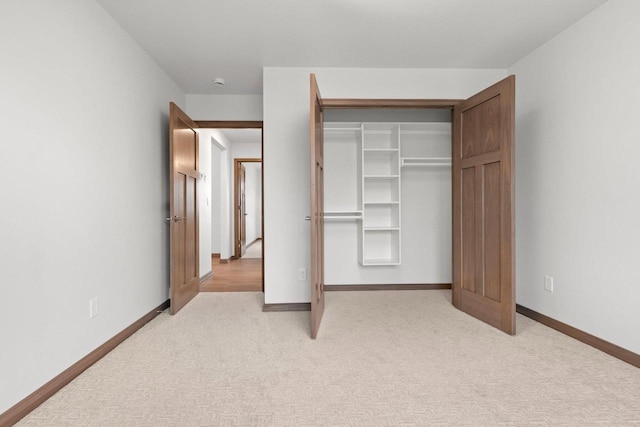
[363,175,400,179]
[364,201,399,205]
[361,259,401,266]
[401,157,451,167]
[364,226,400,231]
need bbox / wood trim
[219,258,230,264]
[322,99,461,109]
[262,303,311,312]
[0,300,170,426]
[261,128,265,293]
[195,120,263,129]
[212,253,220,259]
[199,271,213,282]
[325,284,452,291]
[516,304,640,368]
[234,158,262,163]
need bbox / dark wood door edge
[516,304,640,368]
[325,284,451,291]
[195,120,263,129]
[262,303,311,312]
[0,300,170,426]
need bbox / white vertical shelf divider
[361,123,401,266]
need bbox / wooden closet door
[310,74,325,339]
[452,75,516,334]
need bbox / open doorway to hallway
[197,124,263,292]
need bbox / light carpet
[17,291,640,426]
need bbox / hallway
[200,240,263,292]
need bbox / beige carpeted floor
[17,291,640,426]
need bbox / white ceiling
[97,0,608,95]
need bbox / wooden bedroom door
[309,73,325,339]
[169,102,200,315]
[452,75,516,334]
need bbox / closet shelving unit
[361,123,401,265]
[324,121,452,267]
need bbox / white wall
[263,67,507,303]
[186,95,263,121]
[243,163,263,245]
[0,0,184,414]
[209,132,233,260]
[197,132,212,277]
[231,141,262,159]
[211,144,223,254]
[509,0,640,354]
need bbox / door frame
[234,158,262,259]
[194,120,265,293]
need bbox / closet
[323,110,452,285]
[309,74,516,339]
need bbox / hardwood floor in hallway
[200,256,262,292]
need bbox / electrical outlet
[89,297,99,318]
[298,268,307,281]
[544,276,554,293]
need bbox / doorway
[197,122,264,293]
[309,74,516,338]
[234,158,262,259]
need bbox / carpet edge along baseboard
[516,304,639,368]
[0,299,170,426]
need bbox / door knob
[305,216,311,221]
[165,216,186,223]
